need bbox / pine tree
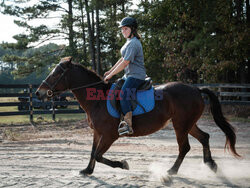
[0,0,76,76]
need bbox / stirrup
[118,121,133,136]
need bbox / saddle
[109,77,153,115]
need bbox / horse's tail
[199,88,241,158]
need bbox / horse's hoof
[161,175,173,186]
[167,168,177,175]
[79,168,93,176]
[205,160,217,173]
[121,160,129,170]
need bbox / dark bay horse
[36,57,240,176]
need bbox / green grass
[202,114,250,123]
[0,97,18,102]
[0,113,86,125]
[0,97,86,125]
[0,115,30,125]
[226,115,250,123]
[1,98,249,126]
[0,106,17,112]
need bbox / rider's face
[121,26,131,38]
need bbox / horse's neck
[69,65,110,115]
[72,83,109,115]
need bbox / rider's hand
[104,74,112,84]
[104,71,110,77]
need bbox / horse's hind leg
[168,125,191,175]
[189,124,217,172]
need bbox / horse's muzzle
[35,90,48,100]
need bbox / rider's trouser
[120,77,145,115]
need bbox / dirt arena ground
[0,117,249,188]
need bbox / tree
[1,0,248,84]
[137,0,249,83]
[0,43,56,84]
[95,2,101,74]
[77,0,88,65]
[84,0,96,71]
[0,0,77,76]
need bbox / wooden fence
[193,83,250,105]
[0,83,249,122]
[0,84,84,121]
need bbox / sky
[0,0,140,45]
[0,0,55,44]
[0,11,63,45]
[0,13,25,43]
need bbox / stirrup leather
[118,121,133,136]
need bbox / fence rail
[194,83,250,101]
[0,84,84,121]
[0,83,249,122]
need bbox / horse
[35,57,240,177]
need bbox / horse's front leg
[80,131,128,175]
[79,134,97,175]
[95,134,130,170]
[93,134,129,170]
[96,156,129,170]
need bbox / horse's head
[36,57,73,100]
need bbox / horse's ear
[60,56,72,63]
[68,56,73,63]
[60,56,73,67]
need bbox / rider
[104,17,147,135]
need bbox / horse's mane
[72,62,103,81]
[72,62,112,90]
[60,57,102,81]
[60,57,111,89]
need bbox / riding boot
[118,111,133,136]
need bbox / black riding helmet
[119,17,138,29]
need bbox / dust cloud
[148,157,250,187]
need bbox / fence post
[218,87,221,101]
[52,97,55,121]
[29,84,33,122]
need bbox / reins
[51,80,105,97]
[70,80,104,91]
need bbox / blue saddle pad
[107,83,155,118]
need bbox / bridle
[42,62,104,97]
[42,63,68,97]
